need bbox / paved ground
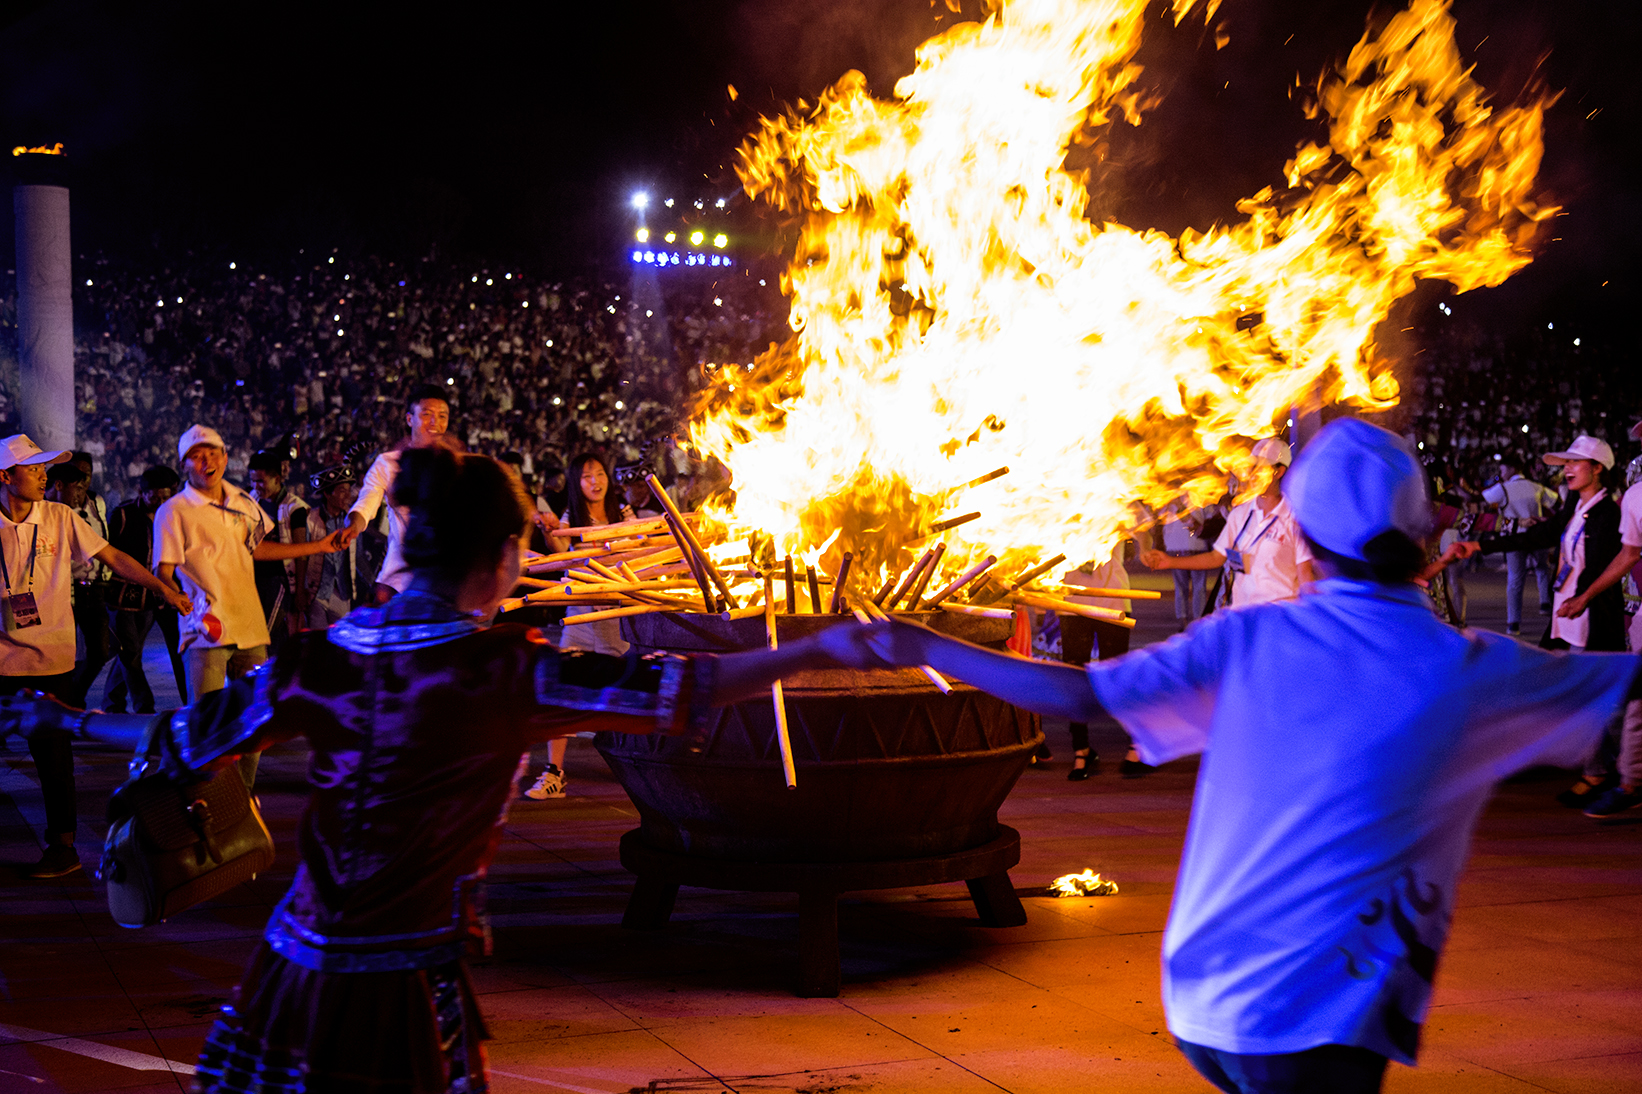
[2,562,1639,1093]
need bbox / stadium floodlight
[690,230,705,246]
[635,228,649,243]
[712,233,728,247]
[664,231,677,243]
[631,191,650,210]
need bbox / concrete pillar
[13,184,75,450]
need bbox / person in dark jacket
[102,466,189,711]
[1469,436,1625,653]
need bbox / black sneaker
[24,844,81,879]
[1556,774,1615,808]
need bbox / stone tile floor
[2,565,1639,1092]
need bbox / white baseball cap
[0,433,73,471]
[1284,418,1430,562]
[1543,435,1614,470]
[177,424,226,461]
[1250,437,1293,466]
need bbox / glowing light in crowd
[664,231,677,243]
[636,228,650,242]
[689,230,705,245]
[631,191,650,209]
[687,0,1555,583]
[712,233,728,247]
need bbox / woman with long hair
[4,448,880,1094]
[528,452,637,798]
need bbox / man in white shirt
[1481,458,1558,635]
[336,384,459,601]
[152,426,340,785]
[0,434,192,878]
[865,419,1640,1091]
[1140,437,1315,607]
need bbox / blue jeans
[1504,549,1550,627]
[1178,1040,1388,1093]
[1171,555,1208,621]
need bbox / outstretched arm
[864,619,1106,722]
[1140,548,1225,572]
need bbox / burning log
[884,546,938,610]
[828,551,854,614]
[904,543,945,609]
[921,555,997,609]
[925,511,981,536]
[764,574,798,789]
[647,474,739,610]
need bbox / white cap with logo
[1543,435,1614,470]
[0,433,73,471]
[1250,437,1293,466]
[177,424,226,462]
[1283,418,1430,562]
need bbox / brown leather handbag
[100,715,275,928]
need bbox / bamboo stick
[562,603,684,625]
[663,510,718,611]
[647,475,738,610]
[828,552,854,614]
[720,603,767,621]
[922,555,996,609]
[1012,591,1136,629]
[784,555,797,614]
[885,546,937,610]
[963,466,1010,490]
[524,545,612,572]
[573,513,701,543]
[853,598,951,694]
[905,543,944,609]
[764,574,798,790]
[871,572,898,606]
[1045,584,1162,601]
[806,565,823,615]
[938,603,1014,620]
[926,511,981,535]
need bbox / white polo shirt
[1212,495,1312,605]
[350,451,410,593]
[1086,578,1638,1064]
[153,482,274,652]
[0,500,108,676]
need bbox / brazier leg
[967,871,1027,928]
[622,876,679,930]
[797,889,841,998]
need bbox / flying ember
[687,0,1554,590]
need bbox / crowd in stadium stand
[0,252,784,507]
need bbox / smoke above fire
[688,0,1554,587]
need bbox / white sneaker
[524,765,566,800]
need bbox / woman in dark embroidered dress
[5,450,884,1094]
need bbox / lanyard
[0,523,40,594]
[1234,506,1282,554]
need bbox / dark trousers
[104,607,187,714]
[1058,613,1131,752]
[70,586,116,707]
[1178,1040,1388,1094]
[0,673,79,840]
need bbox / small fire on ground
[1050,869,1119,897]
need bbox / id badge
[3,591,42,631]
[1554,561,1574,592]
[1224,548,1246,574]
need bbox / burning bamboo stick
[963,466,1010,490]
[764,574,798,790]
[885,546,938,610]
[574,513,701,543]
[720,602,767,621]
[784,556,797,614]
[938,603,1013,619]
[1012,590,1136,629]
[806,564,823,615]
[647,474,739,610]
[663,510,718,611]
[853,598,951,694]
[1005,553,1068,593]
[921,554,996,608]
[828,551,854,614]
[871,572,898,607]
[905,542,944,609]
[925,511,981,536]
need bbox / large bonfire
[683,0,1554,594]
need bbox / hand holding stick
[853,598,951,693]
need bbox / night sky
[2,0,1636,342]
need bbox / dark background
[1,0,1636,342]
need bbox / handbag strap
[125,712,177,783]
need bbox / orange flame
[11,143,65,157]
[689,0,1554,588]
